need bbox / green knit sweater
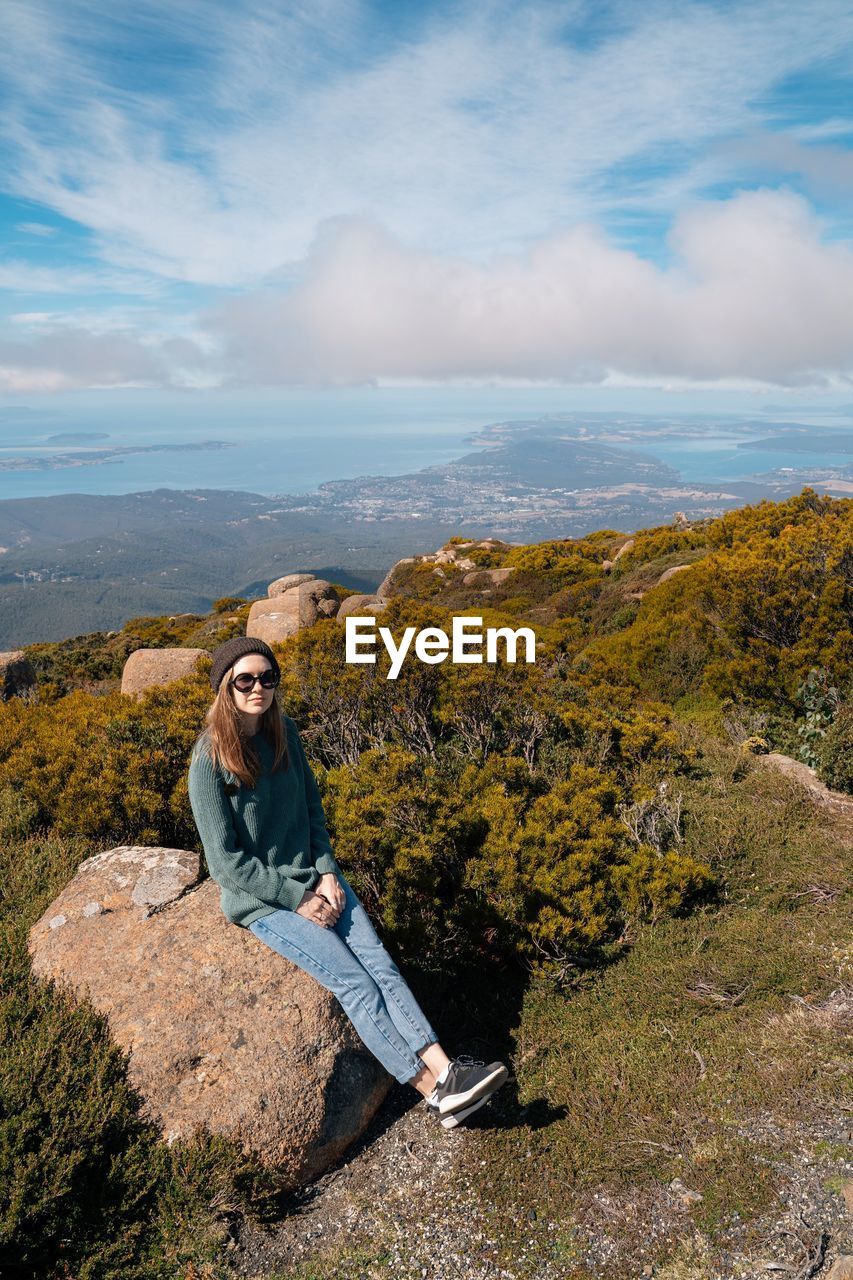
[187,713,342,928]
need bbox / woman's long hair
[197,660,289,787]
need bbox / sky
[1,0,852,409]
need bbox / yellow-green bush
[503,536,605,589]
[0,675,211,846]
[581,489,853,714]
[4,487,848,974]
[23,605,246,697]
[609,523,711,575]
[320,746,712,976]
[610,845,716,925]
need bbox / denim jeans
[247,874,439,1084]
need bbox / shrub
[609,524,710,575]
[321,746,713,978]
[580,489,853,713]
[794,667,842,769]
[503,538,604,590]
[211,596,247,613]
[815,704,853,794]
[0,676,211,847]
[317,746,475,959]
[461,757,713,977]
[24,633,127,692]
[610,845,715,927]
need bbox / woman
[187,636,508,1129]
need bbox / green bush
[815,704,853,794]
[582,489,853,713]
[211,595,248,613]
[0,847,279,1278]
[0,676,211,847]
[321,746,713,978]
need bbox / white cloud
[0,326,208,393]
[206,190,853,387]
[3,188,851,391]
[2,0,853,285]
[2,2,852,393]
[716,132,853,199]
[0,260,164,295]
[15,221,58,237]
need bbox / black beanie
[209,636,281,693]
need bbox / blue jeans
[247,875,439,1084]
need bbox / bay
[0,385,850,501]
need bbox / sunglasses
[229,670,280,693]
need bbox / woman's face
[228,654,277,725]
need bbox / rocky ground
[224,1051,852,1280]
[223,758,853,1280]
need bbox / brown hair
[198,658,289,787]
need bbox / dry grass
[457,736,852,1275]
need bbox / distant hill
[45,431,110,444]
[2,414,850,646]
[0,489,455,646]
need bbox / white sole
[437,1064,508,1115]
[439,1092,493,1128]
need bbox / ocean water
[0,389,849,501]
[0,429,481,501]
[636,434,853,482]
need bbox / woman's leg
[331,875,442,1064]
[247,908,424,1085]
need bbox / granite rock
[121,648,207,698]
[28,845,392,1186]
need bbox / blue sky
[1,0,852,403]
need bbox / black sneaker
[425,1093,492,1129]
[433,1056,508,1117]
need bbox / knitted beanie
[209,636,281,693]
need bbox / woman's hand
[295,889,339,928]
[316,872,346,917]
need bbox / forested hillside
[1,487,850,1279]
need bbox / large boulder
[121,648,207,698]
[336,594,388,620]
[247,578,340,644]
[758,754,853,815]
[246,597,301,644]
[461,568,517,588]
[375,557,419,602]
[27,846,392,1186]
[0,650,37,700]
[656,564,693,586]
[268,573,317,598]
